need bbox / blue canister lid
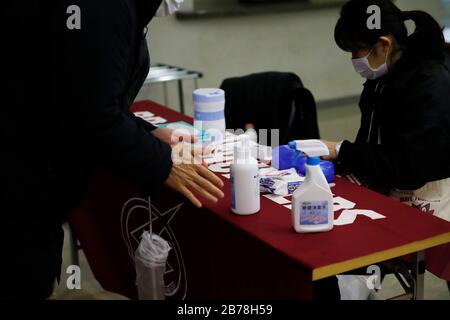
[193,88,225,104]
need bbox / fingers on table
[186,179,221,204]
[168,163,225,207]
[196,164,224,189]
[192,173,225,201]
[179,184,202,208]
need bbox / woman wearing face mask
[321,0,450,292]
[323,0,450,212]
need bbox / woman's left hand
[152,127,198,146]
[321,140,339,161]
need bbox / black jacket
[1,0,170,297]
[338,42,450,191]
[2,0,171,222]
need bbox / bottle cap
[193,88,225,104]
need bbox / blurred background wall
[137,0,444,141]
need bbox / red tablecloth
[69,100,450,300]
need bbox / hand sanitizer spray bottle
[231,135,260,215]
[288,140,334,233]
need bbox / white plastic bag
[390,177,450,222]
[135,231,171,300]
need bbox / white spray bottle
[230,135,260,215]
[289,140,334,233]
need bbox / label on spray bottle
[299,201,329,225]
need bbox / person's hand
[165,163,224,208]
[153,127,216,161]
[321,140,339,161]
[152,127,197,146]
[158,129,223,207]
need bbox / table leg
[411,251,425,300]
[178,80,185,115]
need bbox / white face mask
[351,45,390,80]
[155,0,184,17]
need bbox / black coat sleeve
[133,114,158,132]
[51,0,172,192]
[338,68,450,190]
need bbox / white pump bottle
[230,135,260,215]
[289,140,334,233]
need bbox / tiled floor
[52,224,450,300]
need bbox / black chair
[220,72,320,146]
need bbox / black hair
[334,0,444,53]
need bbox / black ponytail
[402,10,445,50]
[335,0,444,53]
